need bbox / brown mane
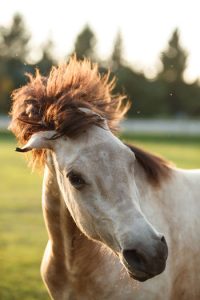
[10,56,129,166]
[10,56,172,185]
[127,144,172,185]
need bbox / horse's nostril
[123,249,146,271]
[161,235,167,245]
[160,235,168,260]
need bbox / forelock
[10,56,130,167]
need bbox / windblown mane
[127,144,172,185]
[10,56,172,185]
[10,57,129,166]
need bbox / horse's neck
[42,162,105,277]
[42,164,133,299]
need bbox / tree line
[0,13,200,118]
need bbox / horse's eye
[67,171,85,189]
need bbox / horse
[10,57,200,300]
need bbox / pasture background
[1,131,200,300]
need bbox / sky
[1,0,200,82]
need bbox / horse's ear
[15,131,56,153]
[78,107,104,120]
[78,107,108,128]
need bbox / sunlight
[1,0,200,81]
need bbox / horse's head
[11,57,168,282]
[19,122,168,282]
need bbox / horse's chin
[122,256,167,282]
[127,270,153,282]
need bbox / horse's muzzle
[122,235,168,282]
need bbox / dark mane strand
[127,144,172,185]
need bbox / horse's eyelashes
[67,171,86,190]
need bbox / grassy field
[1,132,200,300]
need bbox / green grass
[1,131,200,299]
[0,133,48,300]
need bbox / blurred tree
[0,17,200,118]
[158,29,188,115]
[108,32,167,117]
[0,14,30,113]
[73,25,97,60]
[159,29,187,82]
[0,15,55,113]
[0,14,30,59]
[179,81,200,116]
[112,65,167,117]
[35,39,56,75]
[110,31,123,71]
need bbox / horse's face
[21,126,168,282]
